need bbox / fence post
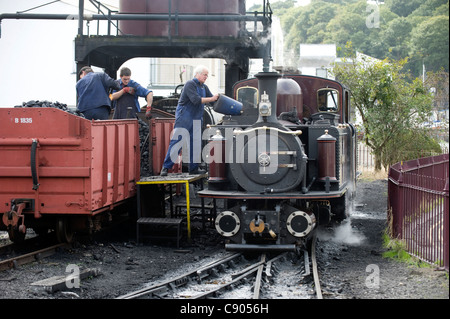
[396,165,404,240]
[444,177,449,271]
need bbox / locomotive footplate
[198,189,346,199]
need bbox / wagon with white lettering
[0,107,140,242]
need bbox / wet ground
[0,179,448,302]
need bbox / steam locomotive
[199,71,357,251]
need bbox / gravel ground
[317,178,448,299]
[0,178,448,301]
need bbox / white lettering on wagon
[15,117,33,124]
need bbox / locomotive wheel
[55,218,74,243]
[8,227,26,243]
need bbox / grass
[358,167,388,181]
[381,231,433,268]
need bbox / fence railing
[357,142,449,171]
[388,154,449,270]
[357,142,376,170]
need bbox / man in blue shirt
[160,65,219,176]
[111,67,153,119]
[76,66,121,120]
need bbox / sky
[0,1,82,107]
[0,0,308,108]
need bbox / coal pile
[138,118,151,177]
[16,100,85,118]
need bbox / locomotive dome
[276,78,303,120]
[277,78,301,95]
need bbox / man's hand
[123,87,136,95]
[145,106,152,119]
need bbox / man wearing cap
[76,66,121,120]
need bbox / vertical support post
[444,177,449,270]
[136,184,141,243]
[185,181,191,242]
[78,0,84,36]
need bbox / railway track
[118,236,323,299]
[0,241,69,272]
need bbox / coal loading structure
[73,0,273,97]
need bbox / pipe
[0,13,268,22]
[78,0,84,36]
[0,12,269,38]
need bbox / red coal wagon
[0,107,140,242]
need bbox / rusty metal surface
[119,0,241,37]
[0,108,140,217]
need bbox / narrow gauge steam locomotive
[199,72,357,251]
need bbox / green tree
[331,44,438,169]
[409,15,449,74]
[384,0,423,17]
[275,0,448,78]
[380,17,412,60]
[282,1,339,50]
[409,0,448,17]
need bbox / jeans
[162,105,203,172]
[82,105,110,120]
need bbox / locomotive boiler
[199,71,357,251]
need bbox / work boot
[189,168,206,175]
[160,167,168,176]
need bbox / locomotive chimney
[255,72,281,123]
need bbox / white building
[298,44,337,77]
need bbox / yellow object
[136,173,207,241]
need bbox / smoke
[332,220,366,245]
[195,48,232,61]
[317,209,366,246]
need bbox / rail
[116,253,243,299]
[388,153,449,270]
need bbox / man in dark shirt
[111,67,153,119]
[76,66,121,120]
[160,65,219,176]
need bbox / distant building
[298,44,337,77]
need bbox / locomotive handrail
[233,126,302,136]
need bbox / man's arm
[146,91,154,106]
[102,73,121,91]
